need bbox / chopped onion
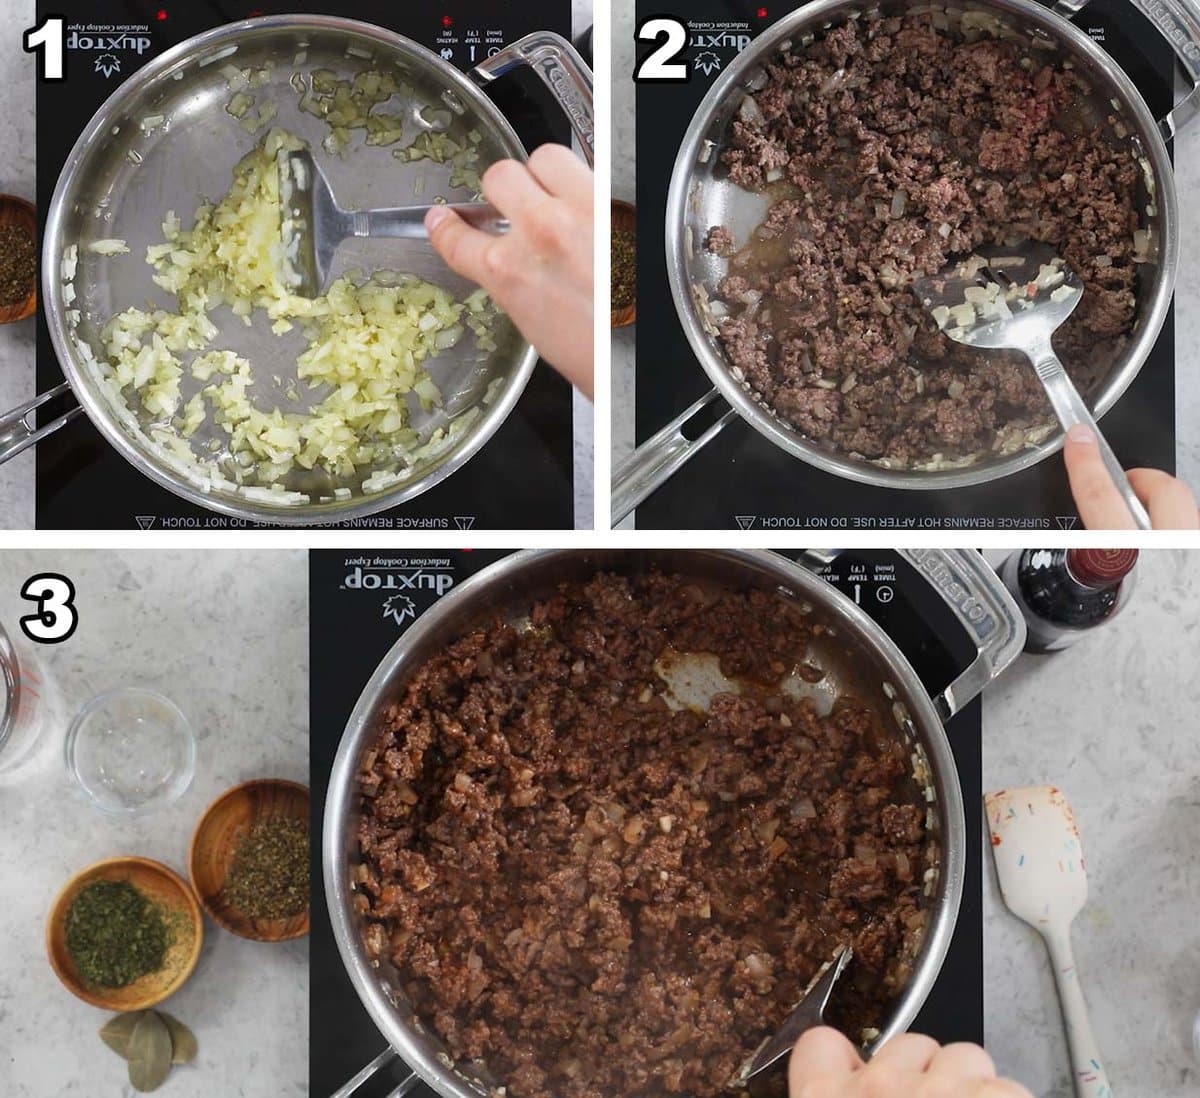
[94,128,500,493]
[88,238,130,255]
[792,796,817,820]
[738,95,765,125]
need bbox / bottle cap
[1066,548,1139,588]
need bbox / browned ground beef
[709,14,1142,466]
[356,572,930,1098]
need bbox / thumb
[1062,425,1138,530]
[425,206,494,289]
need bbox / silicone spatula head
[984,784,1088,930]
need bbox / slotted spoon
[278,148,508,297]
[741,946,854,1096]
[985,785,1113,1098]
[916,244,1151,530]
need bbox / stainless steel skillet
[613,0,1200,524]
[18,16,592,525]
[323,548,1025,1098]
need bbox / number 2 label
[635,17,689,83]
[20,574,78,644]
[24,15,66,82]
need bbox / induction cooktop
[33,0,575,530]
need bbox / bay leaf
[99,1010,146,1059]
[127,1010,173,1092]
[157,1011,198,1065]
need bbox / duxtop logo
[67,26,153,78]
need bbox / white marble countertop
[611,1,1200,507]
[980,549,1199,1096]
[0,0,595,530]
[0,549,309,1097]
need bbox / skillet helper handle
[1056,0,1200,138]
[330,1047,419,1098]
[356,203,510,238]
[470,32,595,167]
[0,382,82,466]
[1028,345,1152,530]
[611,388,738,525]
[896,549,1027,721]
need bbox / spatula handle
[1045,928,1113,1098]
[353,204,509,239]
[1029,346,1152,530]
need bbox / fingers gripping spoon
[277,148,508,297]
[985,786,1113,1098]
[915,245,1151,530]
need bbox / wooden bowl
[0,195,37,323]
[611,199,637,329]
[46,856,203,1011]
[189,779,310,942]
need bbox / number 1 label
[24,15,66,82]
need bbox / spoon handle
[1030,347,1152,530]
[352,204,509,239]
[1044,927,1113,1098]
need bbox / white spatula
[985,785,1112,1098]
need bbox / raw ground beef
[708,13,1143,467]
[356,572,931,1098]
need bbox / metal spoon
[277,148,508,297]
[915,244,1151,530]
[739,945,853,1096]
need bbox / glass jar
[0,622,60,780]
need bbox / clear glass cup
[64,688,196,815]
[0,622,59,780]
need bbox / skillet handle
[611,389,739,525]
[329,1047,418,1098]
[1056,0,1200,138]
[470,32,595,167]
[895,550,1027,721]
[0,382,83,466]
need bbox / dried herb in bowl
[65,880,173,988]
[0,223,35,307]
[612,226,636,312]
[220,817,309,919]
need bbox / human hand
[1063,424,1198,529]
[424,144,594,398]
[788,1028,1034,1098]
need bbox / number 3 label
[635,17,690,83]
[20,574,78,644]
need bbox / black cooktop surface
[309,549,985,1095]
[632,0,1176,531]
[34,0,574,530]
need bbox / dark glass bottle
[1000,549,1139,653]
